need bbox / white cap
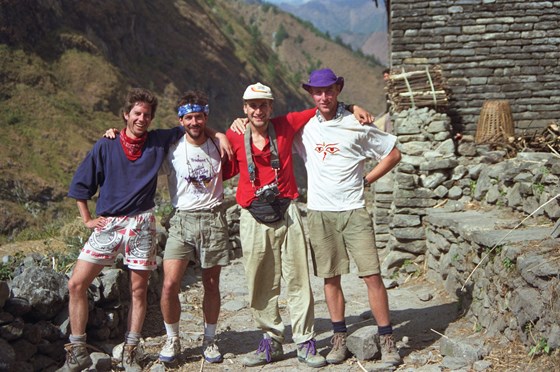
[243,82,274,100]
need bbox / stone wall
[0,255,164,370]
[374,107,560,351]
[390,0,560,134]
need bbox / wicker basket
[475,100,515,143]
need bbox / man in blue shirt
[60,88,185,372]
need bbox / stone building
[389,0,560,134]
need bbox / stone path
[138,256,460,371]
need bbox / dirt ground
[2,239,558,371]
[136,256,459,372]
[135,254,559,372]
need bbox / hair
[121,88,158,122]
[176,90,209,116]
[383,68,390,75]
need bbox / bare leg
[160,259,189,324]
[324,275,345,322]
[68,260,104,336]
[128,269,151,334]
[363,274,390,326]
[202,266,222,325]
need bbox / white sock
[164,321,180,338]
[204,323,217,340]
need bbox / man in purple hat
[294,68,403,366]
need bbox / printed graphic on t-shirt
[185,154,215,193]
[314,142,340,161]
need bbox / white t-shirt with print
[294,111,397,211]
[162,136,224,210]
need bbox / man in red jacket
[225,82,325,368]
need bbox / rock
[30,353,57,371]
[346,325,380,361]
[10,266,68,320]
[222,299,246,312]
[90,351,113,371]
[439,336,484,363]
[442,355,469,369]
[473,359,493,371]
[0,281,9,308]
[0,338,15,370]
[0,317,24,341]
[99,268,129,303]
[418,293,433,302]
[3,296,31,316]
[12,338,37,361]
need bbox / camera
[255,182,280,203]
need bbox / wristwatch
[363,177,370,187]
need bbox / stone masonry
[373,107,559,355]
[390,0,560,134]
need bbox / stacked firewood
[386,65,450,112]
[507,122,560,155]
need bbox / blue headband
[177,103,209,117]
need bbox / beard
[185,126,204,140]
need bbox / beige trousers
[239,202,315,344]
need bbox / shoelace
[381,335,395,350]
[256,338,273,362]
[64,342,100,365]
[299,339,317,358]
[66,345,80,364]
[164,338,177,349]
[123,345,137,364]
[330,334,345,350]
[205,342,219,354]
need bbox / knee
[363,274,384,289]
[68,277,88,296]
[161,279,180,298]
[202,277,220,296]
[130,282,148,300]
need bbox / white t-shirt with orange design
[294,110,397,211]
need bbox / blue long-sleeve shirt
[68,127,184,217]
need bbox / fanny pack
[247,198,291,224]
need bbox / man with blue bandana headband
[92,92,232,370]
[158,90,236,364]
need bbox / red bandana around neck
[119,127,148,161]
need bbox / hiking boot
[242,335,283,366]
[122,344,142,372]
[203,338,223,363]
[380,334,402,366]
[159,336,181,363]
[56,343,92,372]
[326,332,349,364]
[297,338,326,368]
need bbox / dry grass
[485,338,560,371]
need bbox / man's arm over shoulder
[151,126,185,148]
[278,108,316,131]
[222,129,240,180]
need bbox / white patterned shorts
[78,210,157,270]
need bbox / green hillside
[0,0,384,242]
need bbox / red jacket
[224,109,315,207]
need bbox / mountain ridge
[265,0,389,65]
[0,0,384,241]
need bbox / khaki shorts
[308,208,380,278]
[164,206,230,269]
[79,209,157,270]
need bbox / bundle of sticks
[386,65,449,112]
[508,122,560,155]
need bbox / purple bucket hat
[302,68,344,92]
